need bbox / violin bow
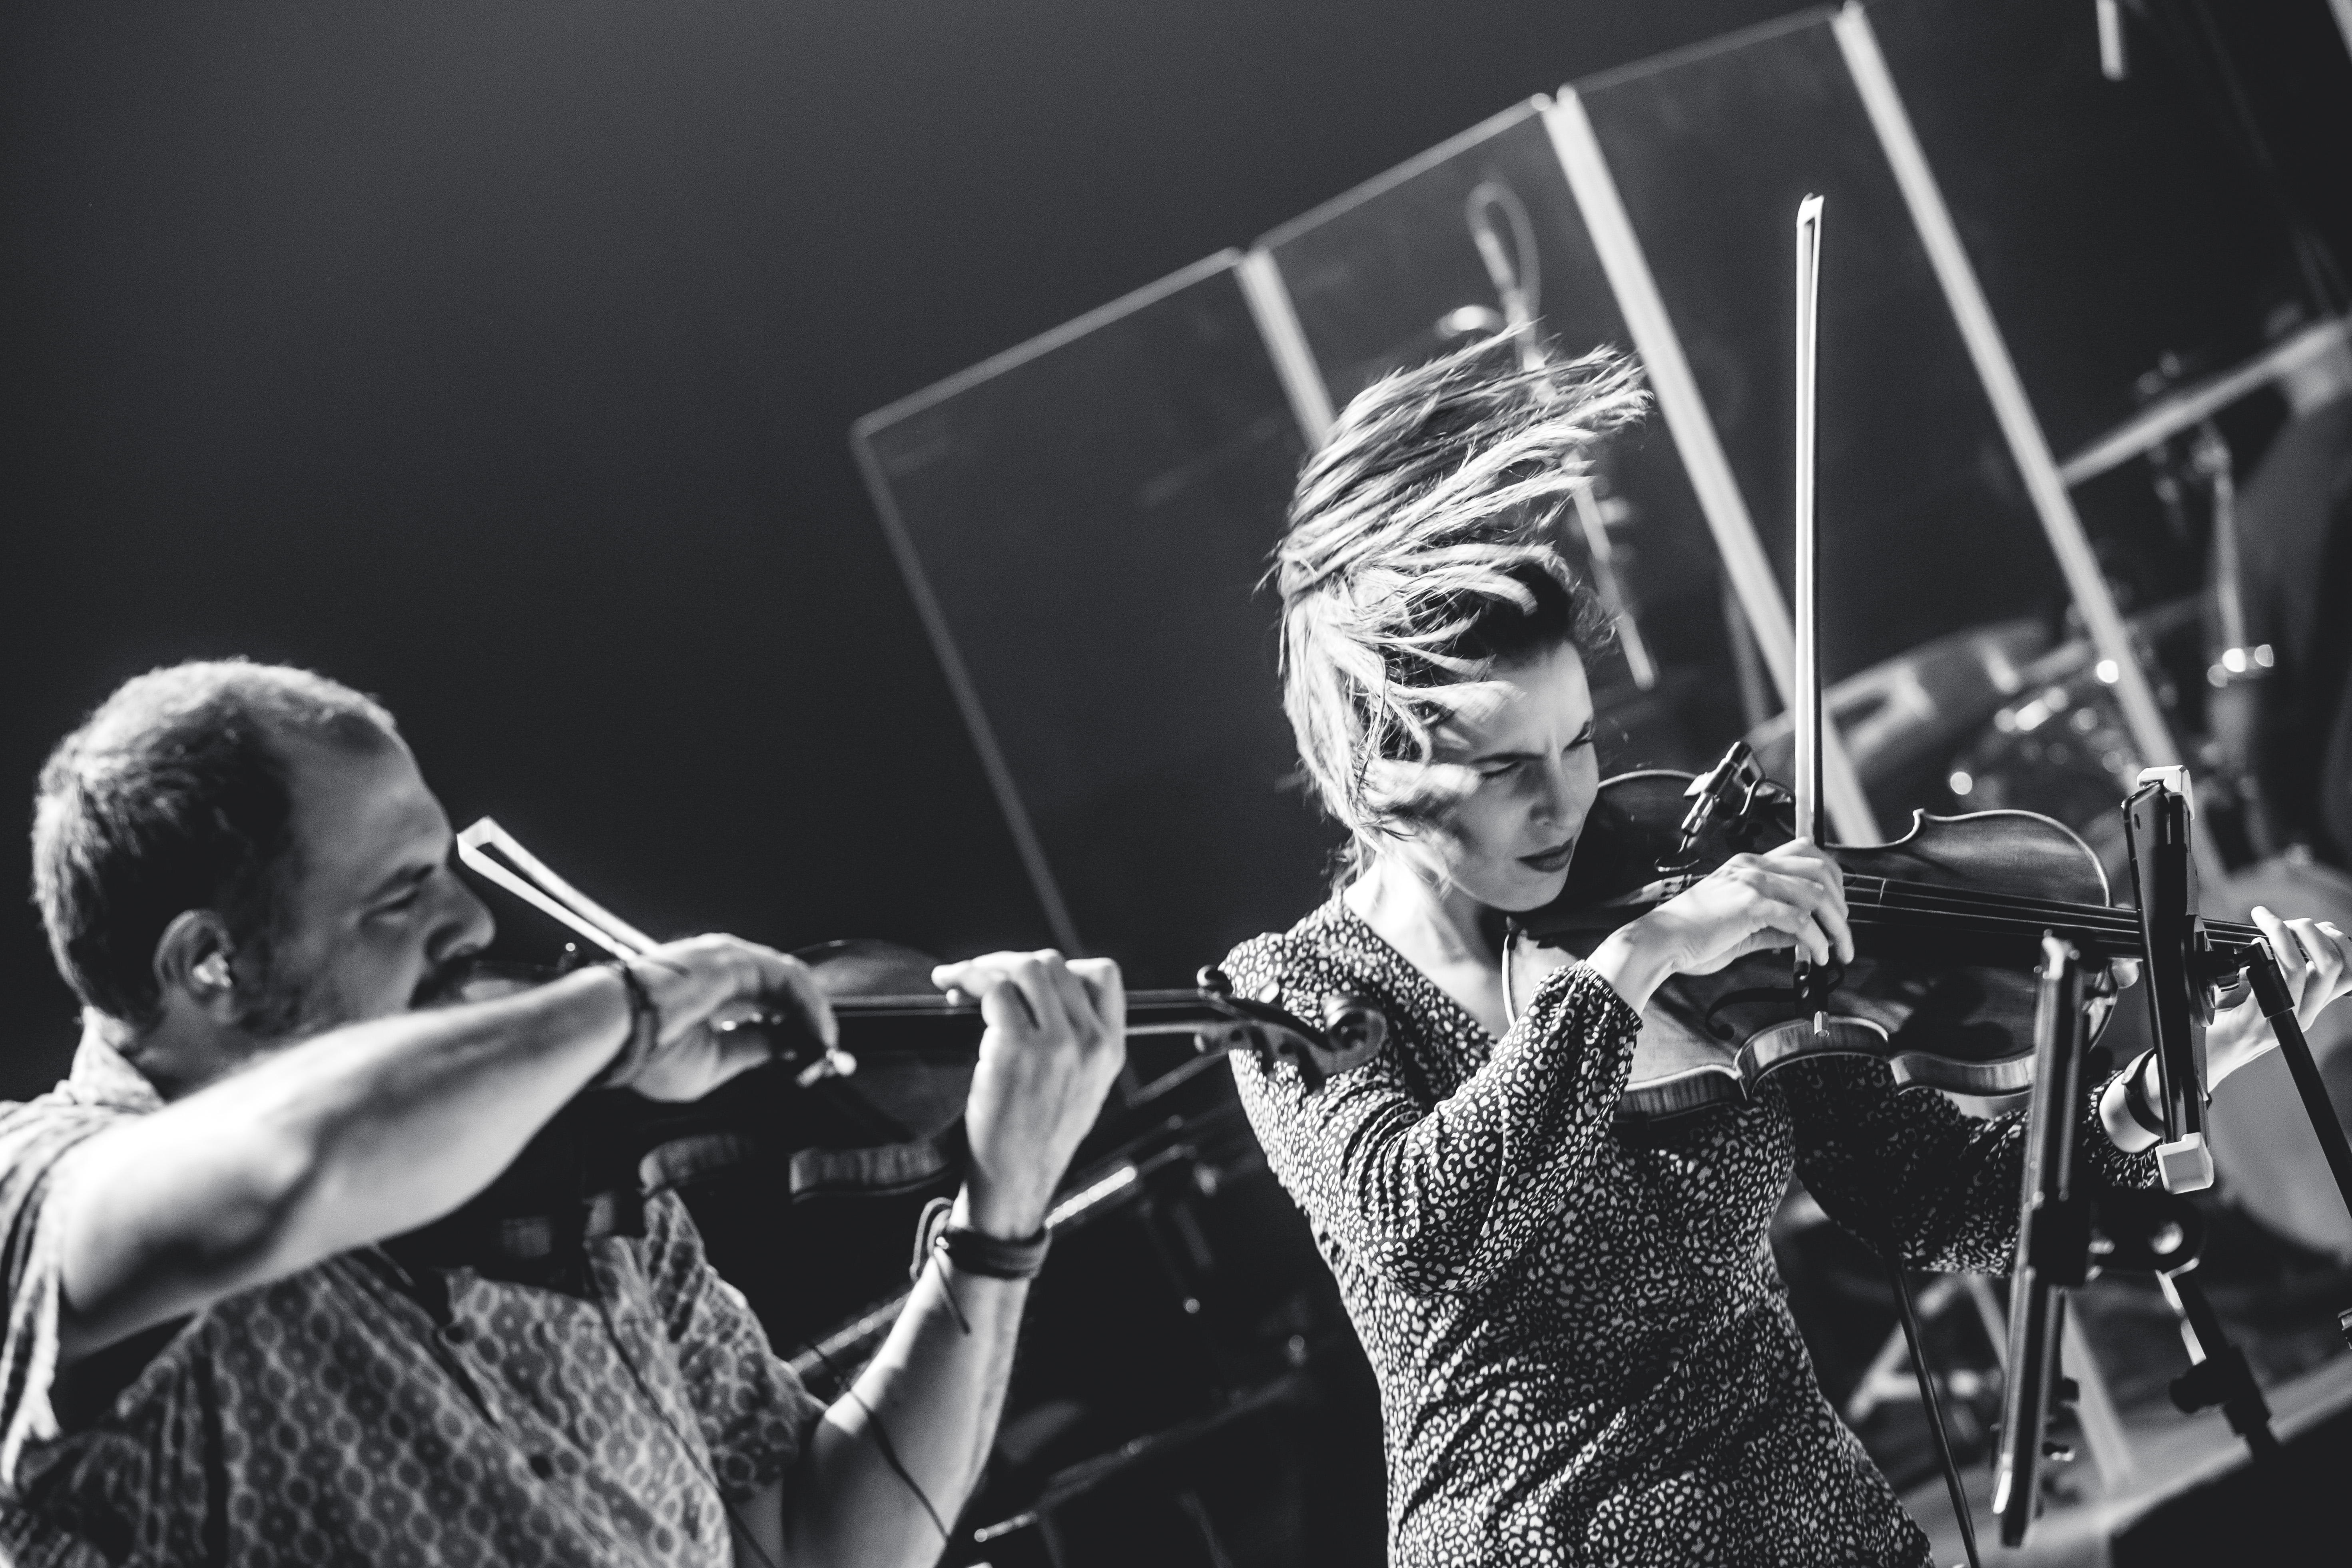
[1795,194,1983,1568]
[1793,194,1825,858]
[1791,195,1837,1037]
[456,817,658,959]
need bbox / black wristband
[2121,1049,2168,1138]
[909,1194,1051,1283]
[592,960,662,1090]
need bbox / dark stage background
[0,0,1830,1096]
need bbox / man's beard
[230,939,347,1043]
[232,942,484,1044]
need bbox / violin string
[1847,897,2237,938]
[1849,876,2138,926]
[1860,893,2141,936]
[831,992,1215,1027]
[1846,902,2260,952]
[1843,875,2260,943]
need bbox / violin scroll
[1194,967,1386,1091]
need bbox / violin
[386,823,1384,1274]
[1502,197,2272,1156]
[1504,743,2270,1132]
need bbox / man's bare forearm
[60,970,629,1357]
[777,1191,1034,1568]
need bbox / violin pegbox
[1194,967,1386,1091]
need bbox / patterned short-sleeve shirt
[0,1029,826,1567]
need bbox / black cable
[787,1289,958,1545]
[2179,0,2350,315]
[2133,0,2350,316]
[838,1383,954,1543]
[1885,1246,1984,1568]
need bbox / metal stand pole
[2243,944,2352,1232]
[2157,1266,2282,1465]
[1887,1250,1982,1568]
[2242,940,2352,1346]
[1996,935,2092,1547]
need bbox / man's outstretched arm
[57,936,828,1363]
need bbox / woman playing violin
[1221,340,2352,1567]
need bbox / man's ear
[154,911,239,1021]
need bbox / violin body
[1510,766,2121,1127]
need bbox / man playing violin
[1224,339,2352,1567]
[2,658,1128,1567]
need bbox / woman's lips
[1519,840,1575,874]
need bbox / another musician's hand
[1590,841,1851,1012]
[2207,907,2352,1088]
[931,950,1127,1239]
[620,935,836,1103]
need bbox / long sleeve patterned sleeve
[1780,1057,2160,1277]
[1224,930,1641,1298]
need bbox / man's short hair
[32,659,400,1026]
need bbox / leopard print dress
[1224,899,2154,1567]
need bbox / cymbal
[2058,316,2350,487]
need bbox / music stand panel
[1255,100,1749,774]
[1578,13,2069,697]
[1866,0,2315,460]
[854,254,1328,986]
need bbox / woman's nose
[1531,755,1575,824]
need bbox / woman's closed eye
[1477,726,1592,780]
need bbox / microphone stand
[2119,770,2293,1451]
[1995,940,2277,1549]
[2127,767,2352,1347]
[1993,756,2352,1546]
[1994,935,2095,1547]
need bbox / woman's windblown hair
[1273,335,1648,871]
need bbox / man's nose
[432,871,498,960]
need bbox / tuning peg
[1322,994,1388,1058]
